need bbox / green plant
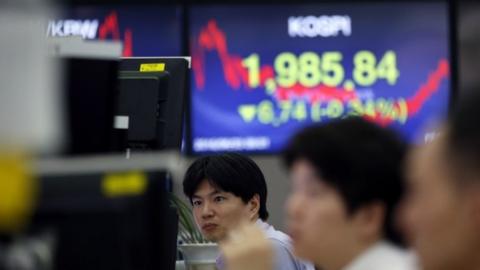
[170,194,209,244]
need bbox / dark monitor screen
[188,1,452,154]
[30,170,177,270]
[62,57,118,155]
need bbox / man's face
[402,138,480,270]
[191,180,253,242]
[285,159,362,269]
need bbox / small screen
[48,5,183,57]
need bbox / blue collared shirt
[216,219,315,270]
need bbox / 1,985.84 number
[242,50,400,89]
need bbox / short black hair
[447,89,480,177]
[183,153,269,221]
[283,117,407,244]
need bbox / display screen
[189,2,451,154]
[48,5,183,56]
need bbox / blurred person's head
[183,153,268,242]
[283,117,407,269]
[402,90,480,270]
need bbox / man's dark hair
[183,153,269,220]
[283,117,407,244]
[447,89,480,178]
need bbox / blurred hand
[220,222,273,270]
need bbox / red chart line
[98,11,133,57]
[192,19,450,121]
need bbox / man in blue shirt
[183,153,313,270]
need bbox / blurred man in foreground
[402,90,480,270]
[221,118,415,270]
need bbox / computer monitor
[29,168,178,270]
[116,57,190,151]
[50,38,123,156]
[62,57,119,155]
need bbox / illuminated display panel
[48,5,183,57]
[189,2,451,154]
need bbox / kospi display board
[189,2,451,154]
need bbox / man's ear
[352,202,386,242]
[248,194,261,220]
